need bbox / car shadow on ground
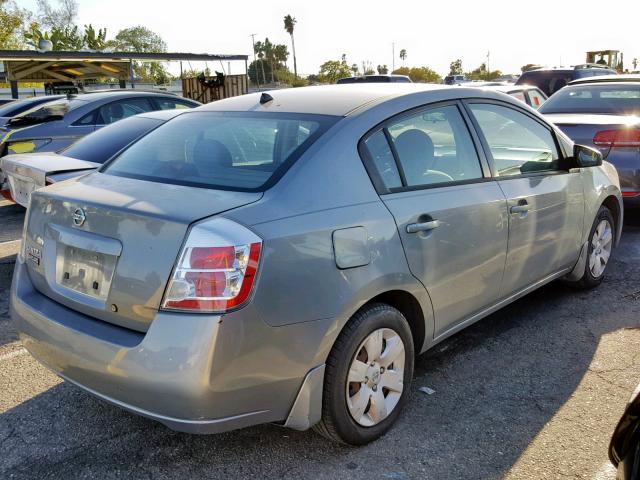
[1,217,639,479]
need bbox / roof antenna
[260,92,273,104]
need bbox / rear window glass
[102,111,337,191]
[540,85,640,115]
[10,98,86,123]
[63,116,164,164]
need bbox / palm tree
[283,14,297,77]
[399,49,407,64]
[254,41,267,85]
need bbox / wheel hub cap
[589,219,613,278]
[346,328,406,427]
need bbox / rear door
[465,101,584,297]
[361,102,509,337]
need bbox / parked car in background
[516,65,617,96]
[609,383,640,480]
[337,74,411,84]
[2,109,188,207]
[476,84,548,109]
[444,74,469,85]
[11,84,622,446]
[0,95,64,122]
[0,90,200,189]
[539,77,640,206]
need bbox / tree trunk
[260,59,266,85]
[291,34,297,77]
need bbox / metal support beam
[9,80,18,99]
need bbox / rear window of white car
[102,111,337,191]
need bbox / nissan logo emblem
[73,208,86,226]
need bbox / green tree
[283,14,297,77]
[449,59,463,75]
[83,24,107,50]
[521,63,539,72]
[399,49,407,64]
[351,63,358,76]
[392,66,442,83]
[0,1,29,49]
[318,58,352,83]
[109,26,169,84]
[466,63,502,81]
[377,64,388,74]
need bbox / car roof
[69,90,186,102]
[569,74,640,85]
[200,84,456,116]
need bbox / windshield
[540,84,640,115]
[8,98,87,126]
[63,115,165,164]
[102,111,338,191]
[0,96,58,118]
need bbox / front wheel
[314,303,414,445]
[571,205,615,289]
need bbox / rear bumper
[10,259,330,434]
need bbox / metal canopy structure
[0,50,249,97]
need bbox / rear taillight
[622,191,640,198]
[162,218,262,313]
[593,128,640,148]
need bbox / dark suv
[516,65,617,96]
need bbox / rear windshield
[102,111,338,191]
[0,96,60,118]
[540,84,640,115]
[63,116,164,164]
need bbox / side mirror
[573,144,603,168]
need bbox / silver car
[11,84,623,445]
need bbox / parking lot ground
[1,201,639,480]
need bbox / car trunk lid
[25,172,262,332]
[2,153,98,206]
[544,113,640,157]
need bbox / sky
[20,0,640,77]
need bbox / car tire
[314,303,414,445]
[572,205,615,289]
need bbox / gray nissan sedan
[10,84,623,445]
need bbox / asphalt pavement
[1,199,639,479]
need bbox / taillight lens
[622,191,640,198]
[162,218,262,313]
[593,128,640,148]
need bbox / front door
[466,102,584,296]
[361,103,509,337]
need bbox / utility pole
[250,33,260,90]
[392,42,395,72]
[486,50,490,74]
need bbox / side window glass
[156,98,193,110]
[363,131,402,189]
[527,90,545,109]
[73,110,97,126]
[386,105,483,187]
[469,103,560,176]
[98,98,153,125]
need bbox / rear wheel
[572,206,615,289]
[314,303,414,445]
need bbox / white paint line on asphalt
[0,348,28,362]
[0,239,20,247]
[594,461,616,480]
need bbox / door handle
[510,203,530,214]
[406,220,441,233]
